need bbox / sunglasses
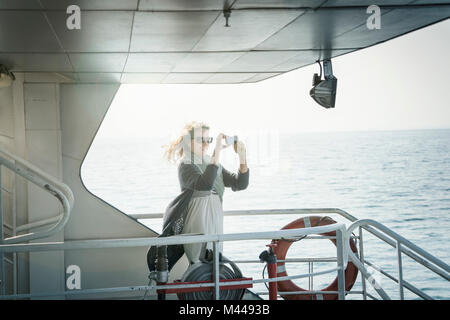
[194,136,213,144]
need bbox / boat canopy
[0,0,449,84]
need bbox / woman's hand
[211,133,228,165]
[234,141,248,173]
[215,133,226,151]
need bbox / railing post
[0,164,5,296]
[336,228,346,300]
[358,226,367,300]
[396,241,404,300]
[212,241,220,300]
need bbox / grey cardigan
[178,162,249,202]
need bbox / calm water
[82,129,450,299]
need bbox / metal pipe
[358,226,367,300]
[0,148,74,206]
[156,246,168,300]
[308,261,312,291]
[363,260,433,300]
[256,290,364,296]
[346,249,391,300]
[346,219,450,279]
[366,293,379,300]
[0,147,74,244]
[336,229,346,300]
[0,267,341,300]
[345,219,450,300]
[233,257,338,264]
[11,160,17,296]
[129,207,360,220]
[348,221,450,281]
[2,223,13,230]
[0,223,347,253]
[264,245,278,300]
[397,241,404,300]
[0,165,4,296]
[15,216,61,233]
[212,242,220,300]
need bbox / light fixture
[310,59,337,109]
[0,64,15,88]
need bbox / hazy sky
[96,19,450,140]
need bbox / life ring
[272,216,358,300]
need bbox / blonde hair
[163,121,210,163]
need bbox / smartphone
[225,135,238,145]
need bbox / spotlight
[310,59,337,109]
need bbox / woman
[147,121,249,271]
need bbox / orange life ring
[272,216,359,300]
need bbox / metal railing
[0,146,74,243]
[0,145,74,295]
[345,219,450,300]
[0,222,348,300]
[133,208,450,300]
[0,201,448,299]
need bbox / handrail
[0,145,74,244]
[345,219,450,300]
[0,223,348,300]
[132,208,449,282]
[0,223,346,252]
[2,199,447,299]
[129,208,360,220]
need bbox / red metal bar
[157,277,253,295]
[267,260,278,300]
[266,243,278,300]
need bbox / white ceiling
[0,0,448,83]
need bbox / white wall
[23,82,65,298]
[1,77,160,298]
[59,83,157,298]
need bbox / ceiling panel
[163,73,215,84]
[333,7,450,48]
[203,73,257,83]
[46,11,134,52]
[77,73,122,83]
[124,53,186,72]
[0,53,72,72]
[121,73,168,83]
[139,0,223,11]
[0,0,40,9]
[172,52,244,72]
[269,48,353,71]
[131,11,220,52]
[193,9,304,51]
[256,7,371,50]
[413,0,450,3]
[243,72,281,83]
[0,11,61,52]
[218,51,300,72]
[24,72,78,83]
[69,53,128,72]
[322,0,413,6]
[233,0,323,9]
[1,1,447,84]
[40,0,138,10]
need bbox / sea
[81,128,450,300]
